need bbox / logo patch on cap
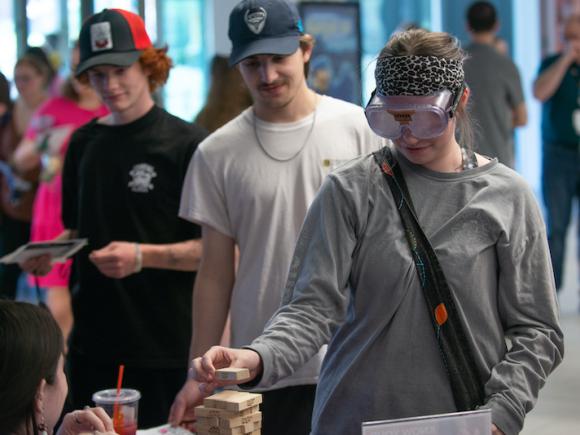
[245,7,267,34]
[90,22,113,52]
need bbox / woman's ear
[35,379,47,414]
[460,85,470,107]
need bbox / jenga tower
[195,390,263,435]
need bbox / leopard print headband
[375,55,464,96]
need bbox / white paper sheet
[0,238,88,264]
[362,409,491,435]
[137,424,194,435]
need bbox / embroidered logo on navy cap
[245,7,267,34]
[90,22,113,52]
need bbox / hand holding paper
[20,254,53,276]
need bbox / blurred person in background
[13,43,108,343]
[464,1,527,169]
[0,71,10,117]
[0,54,51,299]
[25,46,62,98]
[0,71,14,292]
[12,54,52,140]
[533,14,580,296]
[194,55,252,133]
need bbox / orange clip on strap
[435,303,448,326]
[381,161,393,176]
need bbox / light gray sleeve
[248,171,364,388]
[483,192,564,435]
[179,146,233,237]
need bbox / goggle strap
[449,83,466,118]
[366,89,377,108]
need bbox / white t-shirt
[179,95,385,389]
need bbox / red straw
[113,364,125,427]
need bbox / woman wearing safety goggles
[365,86,463,140]
[365,51,478,171]
[189,29,563,435]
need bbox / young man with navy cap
[22,8,207,427]
[170,0,383,433]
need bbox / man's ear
[300,40,313,64]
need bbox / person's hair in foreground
[379,28,475,151]
[0,300,63,434]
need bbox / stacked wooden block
[195,370,262,435]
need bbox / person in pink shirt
[14,45,107,343]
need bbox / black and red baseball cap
[76,8,152,76]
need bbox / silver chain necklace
[253,107,317,162]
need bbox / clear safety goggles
[364,86,464,140]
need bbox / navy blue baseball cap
[228,0,304,66]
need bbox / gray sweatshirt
[248,150,564,435]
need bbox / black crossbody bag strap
[372,146,485,411]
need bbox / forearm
[189,267,234,360]
[512,103,527,128]
[12,138,41,173]
[487,233,565,434]
[140,239,202,271]
[533,57,572,101]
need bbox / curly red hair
[76,46,173,92]
[139,46,172,92]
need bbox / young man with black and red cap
[169,0,383,433]
[22,8,207,427]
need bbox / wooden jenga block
[219,411,261,429]
[196,419,262,435]
[215,367,250,381]
[195,405,259,419]
[203,391,263,412]
[197,430,261,435]
[196,415,219,427]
